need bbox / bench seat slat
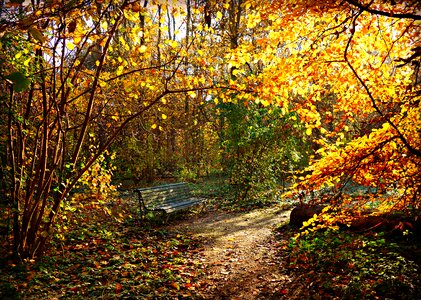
[154,201,201,210]
[149,199,204,209]
[135,182,206,216]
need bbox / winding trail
[174,206,293,299]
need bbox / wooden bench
[135,182,206,220]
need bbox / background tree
[110,0,225,183]
[0,0,221,260]
[219,101,310,205]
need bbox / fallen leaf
[281,288,288,295]
[116,283,123,293]
[171,282,180,290]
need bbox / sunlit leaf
[66,41,75,50]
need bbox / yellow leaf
[139,45,147,53]
[162,114,167,120]
[382,122,391,130]
[261,99,269,107]
[66,42,75,50]
[322,205,330,213]
[306,128,312,136]
[116,65,124,76]
[151,124,157,129]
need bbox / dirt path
[174,206,293,299]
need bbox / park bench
[135,182,206,220]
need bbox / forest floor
[172,203,421,300]
[172,206,297,299]
[1,189,419,299]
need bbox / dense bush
[219,102,311,206]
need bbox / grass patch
[190,175,288,212]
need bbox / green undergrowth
[275,225,421,299]
[189,175,230,200]
[0,194,206,299]
[190,175,288,212]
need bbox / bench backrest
[135,182,191,209]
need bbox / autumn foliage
[248,1,421,220]
[1,0,420,260]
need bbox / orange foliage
[240,1,421,218]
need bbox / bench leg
[163,211,170,224]
[138,206,148,222]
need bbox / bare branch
[344,12,421,157]
[345,0,421,20]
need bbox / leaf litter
[171,205,293,299]
[0,194,207,299]
[1,192,296,299]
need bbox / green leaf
[28,27,46,43]
[5,72,31,92]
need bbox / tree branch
[345,0,421,20]
[344,12,421,158]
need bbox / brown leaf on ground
[171,206,297,299]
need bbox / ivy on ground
[275,225,421,299]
